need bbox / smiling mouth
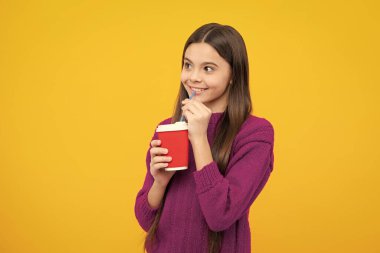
[189,86,208,94]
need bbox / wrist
[153,180,168,190]
[190,134,208,146]
[190,135,213,171]
[148,181,166,210]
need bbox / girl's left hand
[181,98,212,143]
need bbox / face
[180,42,232,113]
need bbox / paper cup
[156,121,189,171]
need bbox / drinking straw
[180,90,196,122]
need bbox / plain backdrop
[0,0,379,252]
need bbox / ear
[229,80,232,85]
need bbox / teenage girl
[135,23,275,253]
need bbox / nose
[190,68,202,83]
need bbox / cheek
[205,79,228,94]
[180,71,188,84]
[206,77,224,89]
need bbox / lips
[189,85,208,94]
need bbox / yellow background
[1,0,379,252]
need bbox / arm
[134,143,161,232]
[191,135,214,171]
[134,118,171,231]
[147,181,167,209]
[192,125,274,232]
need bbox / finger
[189,100,206,111]
[152,155,172,164]
[191,99,211,111]
[182,110,194,122]
[151,139,161,147]
[182,98,196,105]
[183,103,201,115]
[185,100,212,117]
[153,162,169,170]
[150,147,169,157]
[182,108,194,118]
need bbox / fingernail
[165,149,168,153]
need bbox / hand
[149,139,175,187]
[181,98,212,143]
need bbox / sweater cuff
[193,161,223,194]
[141,191,160,217]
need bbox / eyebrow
[184,57,218,67]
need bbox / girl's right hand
[149,139,175,187]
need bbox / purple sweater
[135,112,275,253]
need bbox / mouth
[188,85,209,95]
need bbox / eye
[204,66,214,72]
[184,62,191,69]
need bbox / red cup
[156,122,189,171]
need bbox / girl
[135,23,275,253]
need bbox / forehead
[184,43,226,63]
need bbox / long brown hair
[144,23,252,253]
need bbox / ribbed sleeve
[193,124,274,232]
[193,161,223,193]
[134,118,171,232]
[134,144,158,231]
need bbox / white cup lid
[156,121,188,132]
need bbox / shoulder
[234,114,275,145]
[158,117,172,126]
[244,114,274,132]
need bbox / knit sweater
[135,112,275,253]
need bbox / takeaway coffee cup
[156,121,189,171]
